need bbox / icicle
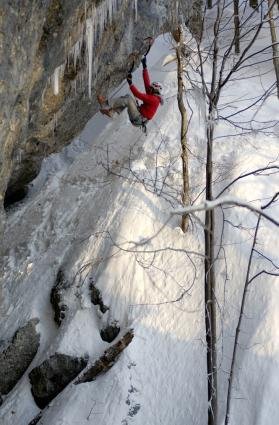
[86,18,94,98]
[134,0,138,22]
[99,3,105,34]
[51,64,65,96]
[108,0,112,23]
[50,0,122,99]
[41,87,46,105]
[16,149,22,163]
[53,67,60,95]
[73,39,82,71]
[92,4,97,42]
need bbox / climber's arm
[130,84,150,102]
[143,68,151,93]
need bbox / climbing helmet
[150,82,163,95]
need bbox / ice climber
[97,56,163,131]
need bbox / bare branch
[171,196,279,226]
[216,166,279,198]
[248,270,279,285]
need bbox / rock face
[0,0,199,212]
[29,353,88,408]
[100,322,120,343]
[90,282,109,314]
[0,319,40,395]
[50,269,69,326]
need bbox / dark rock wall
[0,1,50,210]
[0,0,199,212]
[0,319,40,395]
[29,352,88,408]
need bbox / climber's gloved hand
[127,73,133,85]
[141,56,147,69]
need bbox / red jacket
[130,69,161,120]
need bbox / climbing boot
[100,108,114,118]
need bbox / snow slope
[0,31,278,425]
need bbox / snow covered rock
[0,319,40,396]
[100,322,120,343]
[29,353,88,408]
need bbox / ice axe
[127,36,154,74]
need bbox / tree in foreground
[174,0,279,423]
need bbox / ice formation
[52,64,65,96]
[51,0,122,98]
[134,0,138,22]
[86,18,94,98]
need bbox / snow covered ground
[0,27,278,425]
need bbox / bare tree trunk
[207,0,213,9]
[76,330,134,384]
[234,0,240,54]
[187,2,278,424]
[204,115,218,425]
[268,0,279,98]
[176,29,190,233]
[224,193,279,424]
[203,3,222,421]
[224,215,261,425]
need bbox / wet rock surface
[0,319,40,395]
[29,353,88,408]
